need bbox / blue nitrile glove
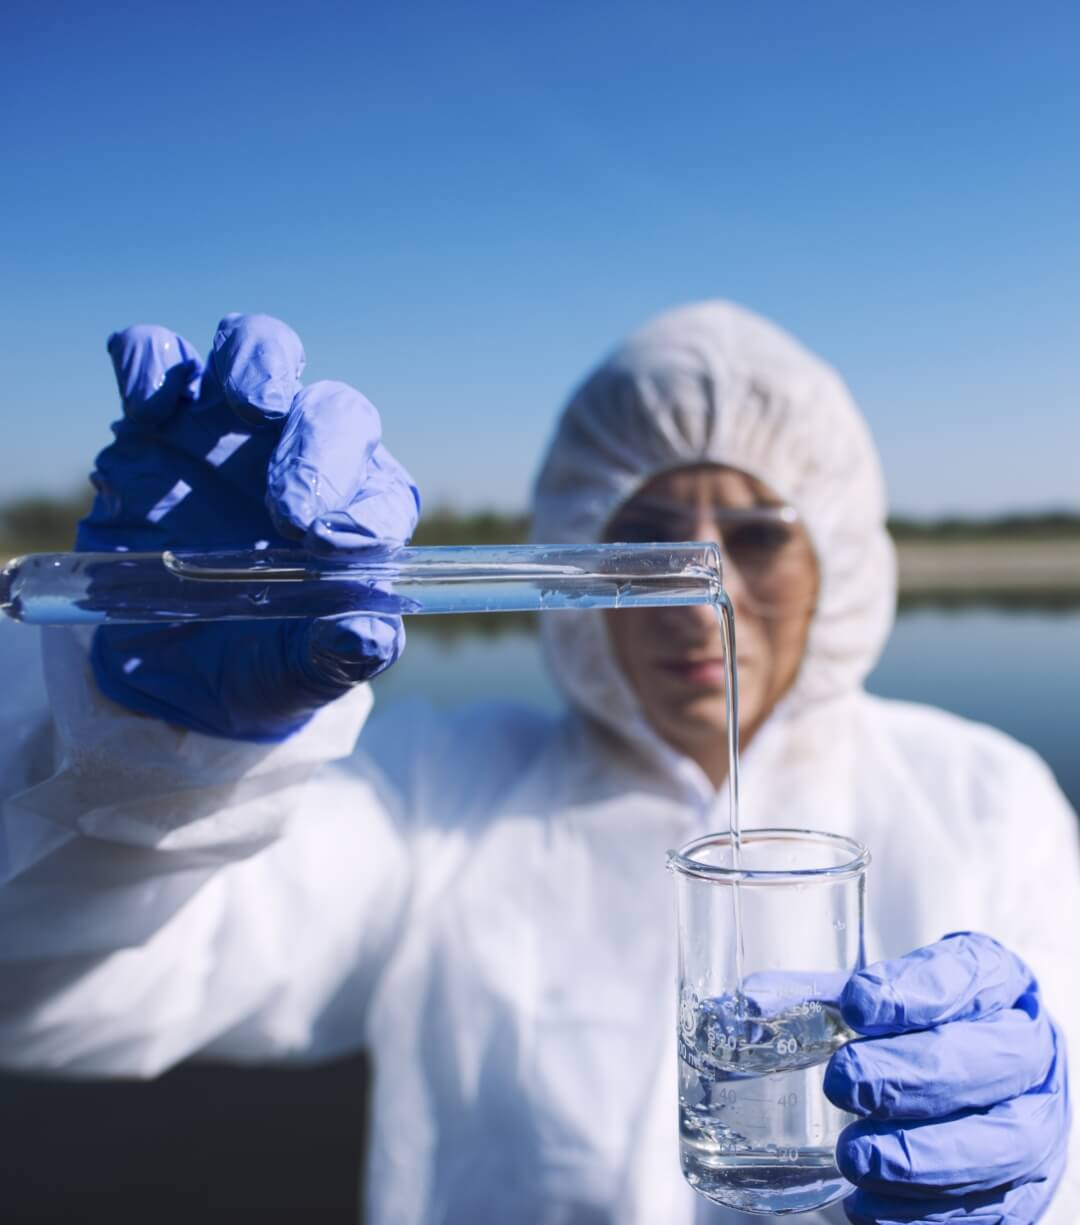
[76,314,420,741]
[824,932,1070,1224]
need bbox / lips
[658,657,729,687]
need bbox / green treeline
[0,492,95,555]
[0,494,533,555]
[410,508,531,546]
[2,490,1079,556]
[413,510,1080,545]
[887,512,1080,541]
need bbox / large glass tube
[1,541,723,626]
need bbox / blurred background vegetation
[3,489,1080,557]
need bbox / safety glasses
[605,497,817,616]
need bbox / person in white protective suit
[0,301,1077,1225]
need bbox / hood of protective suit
[531,300,897,772]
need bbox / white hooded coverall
[1,302,1077,1224]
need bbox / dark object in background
[0,1056,370,1225]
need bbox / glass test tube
[0,541,723,626]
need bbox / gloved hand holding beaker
[826,931,1070,1224]
[76,314,420,741]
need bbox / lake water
[371,605,1080,813]
[2,606,1078,811]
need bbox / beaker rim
[667,827,870,884]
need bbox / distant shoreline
[896,540,1080,593]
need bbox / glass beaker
[667,828,869,1216]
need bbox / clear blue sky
[2,0,1077,515]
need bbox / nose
[718,558,758,620]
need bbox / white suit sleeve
[0,627,410,1076]
[975,738,1080,1224]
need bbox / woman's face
[604,465,819,784]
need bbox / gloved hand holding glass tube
[77,314,420,741]
[826,931,1069,1224]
